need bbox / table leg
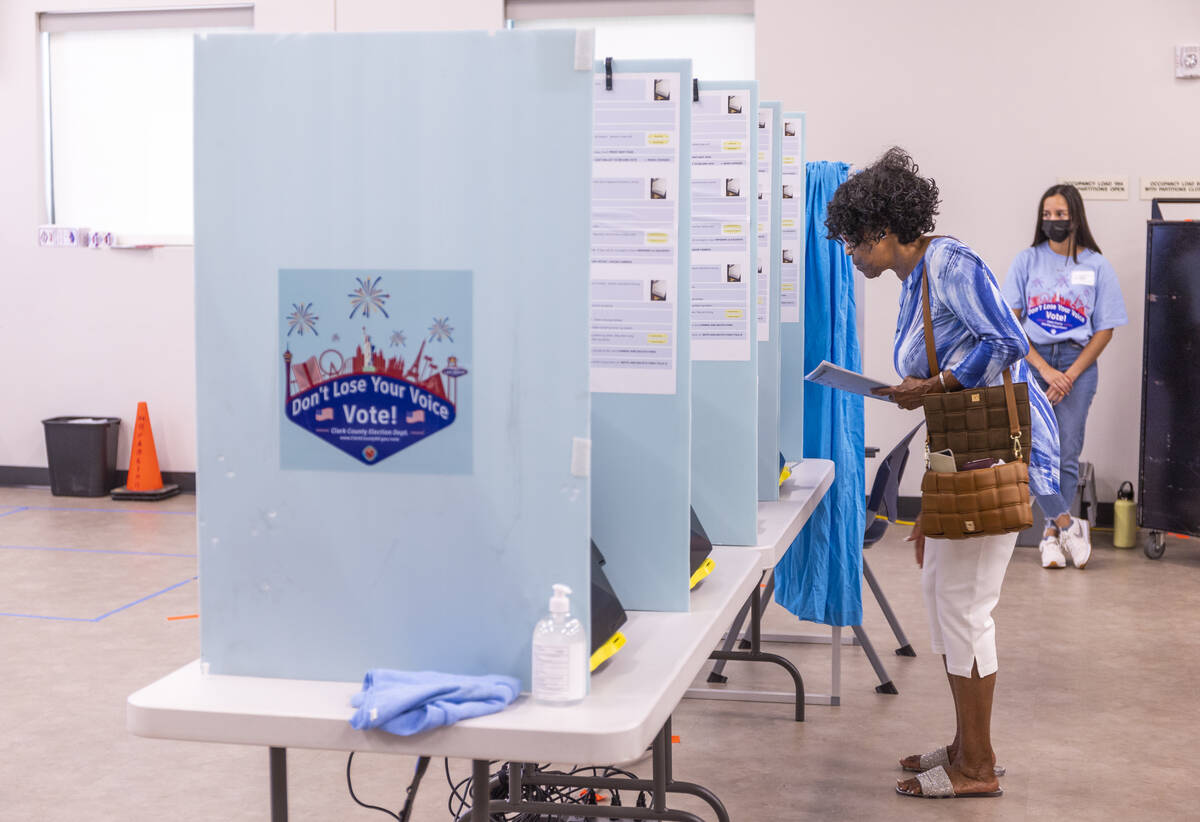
[509,761,524,802]
[701,580,807,720]
[652,722,668,812]
[659,717,730,822]
[487,800,705,820]
[831,625,842,703]
[269,747,287,822]
[471,759,491,822]
[705,574,760,682]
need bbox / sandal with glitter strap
[901,746,1005,776]
[896,765,1003,799]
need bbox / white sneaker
[1040,533,1067,568]
[1060,517,1092,569]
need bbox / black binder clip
[693,78,699,102]
[605,57,613,91]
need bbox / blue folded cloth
[348,669,521,736]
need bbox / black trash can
[41,417,121,497]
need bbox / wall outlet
[1177,44,1200,78]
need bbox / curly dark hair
[824,147,940,246]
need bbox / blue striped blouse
[893,237,1060,497]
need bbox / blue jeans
[1032,341,1098,525]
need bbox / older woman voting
[825,148,1059,800]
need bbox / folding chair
[861,421,926,658]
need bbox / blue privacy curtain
[773,161,865,626]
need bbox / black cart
[1139,198,1200,558]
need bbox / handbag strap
[919,258,939,375]
[920,248,1025,462]
[1002,367,1022,460]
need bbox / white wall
[0,0,501,474]
[7,0,1195,492]
[758,0,1200,500]
[337,0,503,31]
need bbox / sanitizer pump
[532,584,587,704]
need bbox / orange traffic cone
[111,402,180,501]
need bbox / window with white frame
[509,2,755,82]
[40,6,253,244]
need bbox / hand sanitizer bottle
[532,584,586,705]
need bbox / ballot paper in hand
[804,360,895,402]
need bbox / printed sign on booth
[279,269,473,473]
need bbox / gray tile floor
[2,485,1198,821]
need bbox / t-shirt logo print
[1027,292,1088,336]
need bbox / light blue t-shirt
[1002,244,1127,346]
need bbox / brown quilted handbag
[917,257,1034,540]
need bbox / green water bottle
[1113,481,1136,549]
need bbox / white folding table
[128,546,763,822]
[686,458,862,712]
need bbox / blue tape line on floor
[0,506,30,519]
[92,577,197,622]
[0,577,197,623]
[0,612,96,622]
[0,544,196,558]
[19,505,194,516]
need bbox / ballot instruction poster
[780,116,803,324]
[689,87,754,362]
[756,105,775,342]
[590,71,682,394]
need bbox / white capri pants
[921,532,1017,678]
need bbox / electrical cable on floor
[346,751,430,821]
[444,759,648,820]
[346,752,401,821]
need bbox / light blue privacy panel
[590,58,692,611]
[779,112,807,461]
[690,80,759,546]
[194,31,593,686]
[757,101,784,501]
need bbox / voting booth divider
[756,101,784,501]
[778,112,808,461]
[193,31,807,695]
[689,80,760,548]
[195,31,597,688]
[589,58,695,613]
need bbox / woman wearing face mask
[1001,184,1127,570]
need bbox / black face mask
[1043,220,1072,243]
